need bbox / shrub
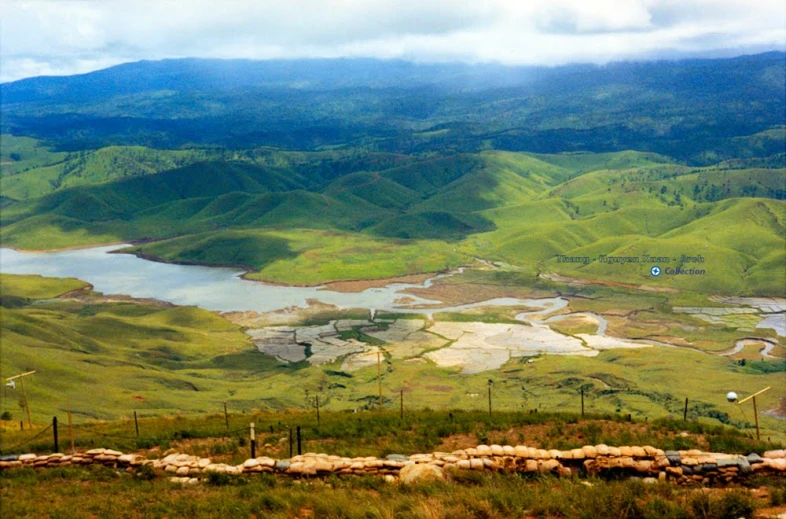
[135,464,155,481]
[715,489,756,519]
[205,471,232,486]
[770,485,786,507]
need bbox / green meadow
[124,229,465,284]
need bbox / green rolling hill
[1,143,783,294]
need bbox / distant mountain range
[2,53,784,164]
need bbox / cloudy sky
[2,0,784,82]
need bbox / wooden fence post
[250,422,256,458]
[53,416,59,453]
[68,411,75,454]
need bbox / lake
[0,245,534,315]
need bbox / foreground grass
[1,409,782,518]
[1,465,776,519]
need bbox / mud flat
[756,313,786,337]
[246,297,662,374]
[425,322,597,374]
[674,300,785,337]
[247,327,305,363]
[576,334,653,351]
[362,319,445,358]
[341,346,384,371]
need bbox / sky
[1,0,785,82]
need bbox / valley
[1,54,784,450]
[3,7,786,518]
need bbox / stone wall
[1,445,784,485]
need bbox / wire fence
[67,420,250,442]
[0,406,263,454]
[1,424,52,452]
[0,391,771,457]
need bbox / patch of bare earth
[223,300,358,327]
[320,273,432,293]
[425,386,454,392]
[403,282,539,307]
[59,289,174,308]
[766,397,786,420]
[540,272,679,293]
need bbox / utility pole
[487,380,493,417]
[5,371,36,428]
[377,350,383,409]
[735,387,771,441]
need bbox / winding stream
[721,339,778,359]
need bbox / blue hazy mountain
[2,53,784,163]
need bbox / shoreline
[1,241,132,254]
[4,240,462,293]
[121,248,454,292]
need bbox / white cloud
[1,0,784,82]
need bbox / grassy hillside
[1,148,783,293]
[0,274,290,420]
[0,134,68,178]
[0,142,224,201]
[125,229,465,284]
[457,153,786,295]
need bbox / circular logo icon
[650,266,661,277]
